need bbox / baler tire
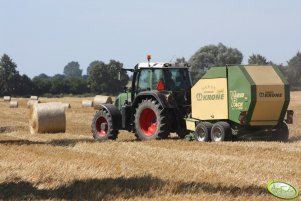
[91,110,118,140]
[211,122,231,142]
[134,99,169,140]
[273,122,289,142]
[195,122,212,142]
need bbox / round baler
[186,65,293,142]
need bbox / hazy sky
[1,0,300,77]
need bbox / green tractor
[91,57,192,140]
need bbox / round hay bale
[93,95,113,109]
[62,103,71,109]
[27,100,41,108]
[30,96,39,100]
[3,96,11,102]
[9,101,18,108]
[82,100,93,107]
[42,102,71,109]
[29,103,66,134]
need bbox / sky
[0,0,300,78]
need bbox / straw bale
[30,96,39,100]
[3,96,11,101]
[82,100,93,107]
[9,101,18,108]
[29,103,66,134]
[93,95,113,109]
[27,100,41,108]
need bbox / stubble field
[0,92,301,200]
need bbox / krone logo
[259,92,282,98]
[196,93,224,101]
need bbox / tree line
[0,56,129,96]
[0,43,300,97]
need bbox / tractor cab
[114,62,192,111]
[130,62,192,108]
[133,62,192,93]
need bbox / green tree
[0,54,19,95]
[0,65,4,95]
[87,60,102,76]
[15,74,35,95]
[88,61,107,93]
[287,52,301,87]
[175,57,186,63]
[33,73,89,95]
[32,74,52,95]
[248,54,268,65]
[88,60,129,95]
[50,74,69,94]
[66,77,89,94]
[189,43,243,83]
[63,61,82,77]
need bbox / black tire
[91,110,118,140]
[272,122,289,142]
[211,122,231,142]
[176,120,189,139]
[195,122,212,142]
[134,99,169,140]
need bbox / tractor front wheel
[134,99,169,140]
[91,110,118,140]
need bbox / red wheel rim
[96,116,108,137]
[139,108,157,136]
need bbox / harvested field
[0,94,300,200]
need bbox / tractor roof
[136,62,191,69]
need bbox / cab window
[152,69,164,90]
[137,69,151,90]
[163,68,192,91]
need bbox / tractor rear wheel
[134,99,169,140]
[195,122,212,142]
[211,122,231,142]
[91,110,118,140]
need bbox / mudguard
[132,91,169,109]
[99,104,122,130]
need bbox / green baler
[186,65,294,142]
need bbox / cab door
[136,69,152,92]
